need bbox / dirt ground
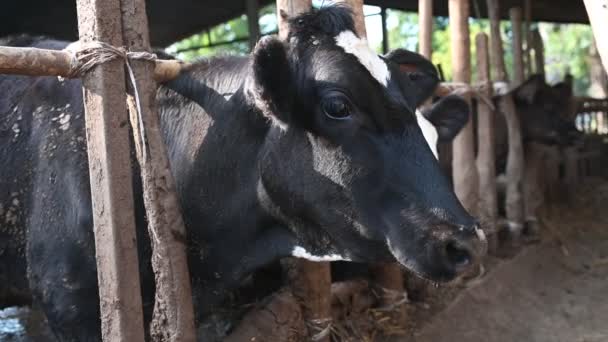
[403,178,608,342]
[1,178,607,341]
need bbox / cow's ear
[421,95,470,142]
[247,36,293,128]
[513,74,545,104]
[384,49,439,108]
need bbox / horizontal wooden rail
[0,45,187,82]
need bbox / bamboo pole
[120,0,196,340]
[475,33,498,253]
[487,0,525,239]
[276,2,332,341]
[583,0,608,73]
[75,0,145,340]
[449,0,479,216]
[418,0,433,60]
[510,7,525,86]
[0,45,188,82]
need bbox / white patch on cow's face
[334,30,390,87]
[416,110,439,159]
[291,246,349,262]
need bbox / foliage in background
[167,4,594,95]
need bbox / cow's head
[503,74,582,146]
[248,6,485,282]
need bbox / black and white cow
[0,7,485,341]
[493,74,582,173]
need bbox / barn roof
[1,0,589,47]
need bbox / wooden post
[449,0,479,216]
[531,29,545,76]
[523,0,533,77]
[418,0,433,60]
[380,7,389,54]
[583,0,608,73]
[247,0,261,50]
[402,0,436,304]
[487,0,526,239]
[120,0,197,340]
[75,0,145,340]
[510,7,525,86]
[590,38,608,98]
[276,0,311,40]
[475,33,498,253]
[334,0,367,38]
[341,0,408,324]
[277,2,331,341]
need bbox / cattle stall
[1,0,607,341]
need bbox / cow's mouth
[387,224,487,283]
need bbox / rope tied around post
[63,40,154,165]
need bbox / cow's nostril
[445,241,471,268]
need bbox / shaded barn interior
[0,0,590,47]
[1,0,607,341]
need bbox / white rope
[62,41,157,166]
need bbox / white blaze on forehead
[416,110,439,159]
[334,30,390,87]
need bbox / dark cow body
[0,7,484,341]
[493,75,581,174]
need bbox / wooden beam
[0,46,188,82]
[119,0,197,340]
[583,0,608,74]
[449,0,479,216]
[418,0,433,59]
[74,0,145,340]
[487,0,526,239]
[510,7,525,86]
[247,0,261,50]
[276,0,311,40]
[474,33,498,253]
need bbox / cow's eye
[322,97,351,120]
